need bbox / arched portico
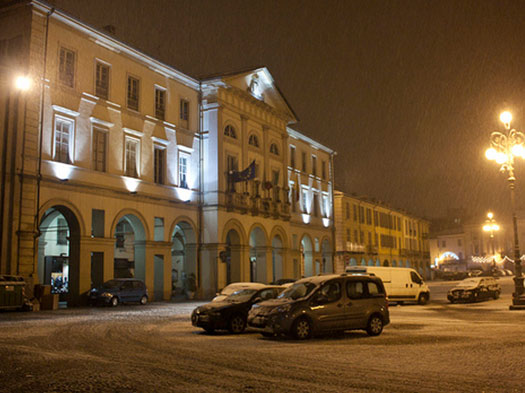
[321,237,333,273]
[171,220,197,298]
[301,234,313,277]
[271,235,284,283]
[113,213,146,281]
[37,204,81,305]
[250,225,268,283]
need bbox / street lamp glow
[485,148,497,160]
[487,212,494,219]
[495,152,508,164]
[500,111,512,126]
[512,144,525,158]
[15,76,30,91]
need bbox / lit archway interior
[225,229,242,284]
[171,221,197,298]
[250,226,267,282]
[321,238,333,273]
[272,235,283,283]
[301,235,313,277]
[114,214,146,281]
[37,205,80,305]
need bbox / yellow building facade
[334,191,431,278]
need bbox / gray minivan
[248,273,389,339]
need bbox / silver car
[248,273,389,339]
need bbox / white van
[345,266,430,305]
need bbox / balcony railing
[225,184,291,221]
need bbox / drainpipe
[197,82,204,295]
[330,151,336,272]
[33,7,54,275]
[0,84,11,272]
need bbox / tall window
[346,229,351,242]
[95,61,109,99]
[346,202,350,219]
[248,134,259,147]
[127,76,139,111]
[180,99,189,128]
[59,47,75,87]
[301,151,306,172]
[54,116,73,164]
[313,194,319,217]
[272,170,280,185]
[290,146,296,168]
[312,155,317,177]
[125,138,139,177]
[154,147,165,184]
[179,155,188,188]
[92,127,107,172]
[301,189,308,212]
[322,160,326,180]
[270,143,279,155]
[155,87,166,120]
[224,125,237,139]
[353,204,357,222]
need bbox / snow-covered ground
[0,277,524,392]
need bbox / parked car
[270,278,296,285]
[89,278,148,307]
[447,277,501,303]
[212,282,266,302]
[191,285,284,334]
[346,266,430,305]
[248,273,390,340]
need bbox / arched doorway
[272,235,283,283]
[301,235,313,277]
[350,257,357,266]
[37,205,80,305]
[383,259,389,267]
[321,238,333,273]
[225,229,242,284]
[368,259,374,266]
[114,214,146,281]
[250,226,267,282]
[171,221,197,298]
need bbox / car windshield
[101,280,121,289]
[226,289,258,302]
[457,279,479,288]
[278,282,317,300]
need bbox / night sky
[47,0,525,220]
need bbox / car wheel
[110,297,119,307]
[418,293,429,305]
[493,291,500,300]
[140,295,148,305]
[366,314,384,336]
[228,314,246,334]
[292,317,312,340]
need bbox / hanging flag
[231,160,256,182]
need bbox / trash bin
[0,275,26,310]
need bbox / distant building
[333,192,431,279]
[0,1,335,304]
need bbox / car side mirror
[253,297,263,303]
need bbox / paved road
[0,277,524,393]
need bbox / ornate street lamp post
[485,111,525,307]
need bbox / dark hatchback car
[248,274,390,340]
[447,277,501,303]
[89,278,148,307]
[191,285,284,334]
